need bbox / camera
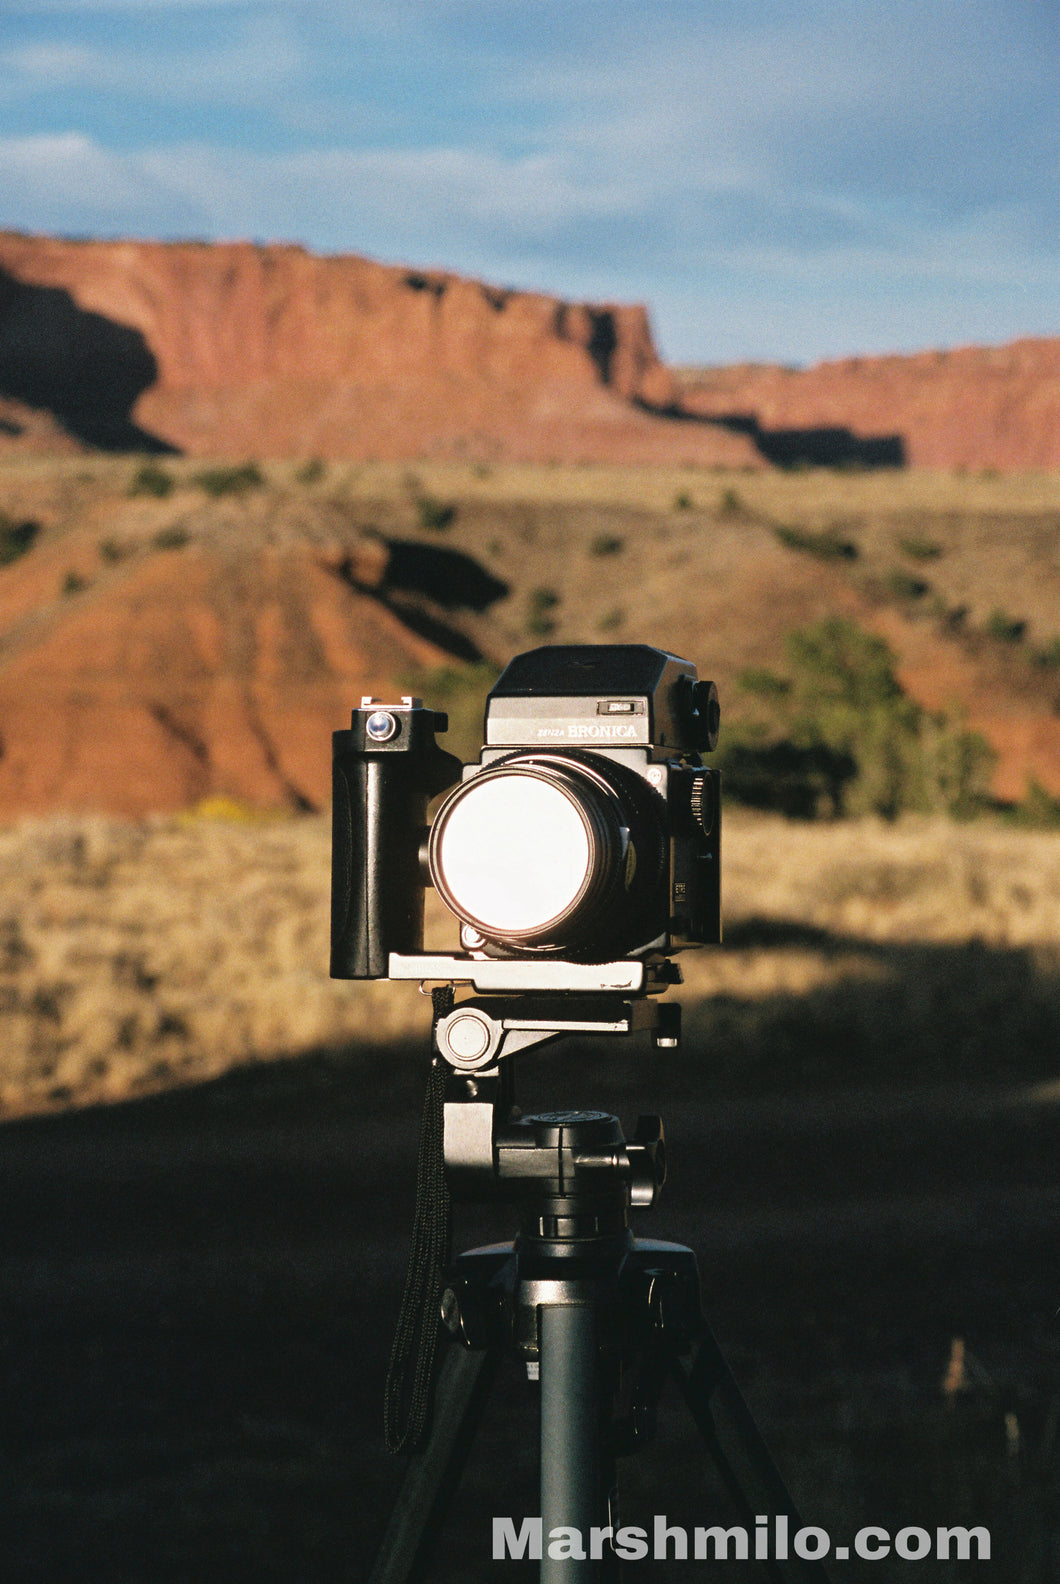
[330,644,720,982]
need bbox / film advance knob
[691,679,720,752]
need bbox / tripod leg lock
[438,1238,704,1361]
[439,1246,516,1351]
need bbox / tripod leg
[670,1325,830,1584]
[597,1427,620,1584]
[539,1303,601,1582]
[369,1341,498,1584]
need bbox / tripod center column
[540,1300,601,1581]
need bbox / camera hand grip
[330,755,417,978]
[331,708,460,979]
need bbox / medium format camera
[330,644,720,980]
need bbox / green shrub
[129,461,175,498]
[985,608,1027,644]
[897,533,943,561]
[0,514,40,565]
[723,617,994,820]
[672,491,693,511]
[589,533,624,557]
[718,487,744,517]
[774,524,858,561]
[918,714,997,821]
[395,662,501,765]
[884,568,931,602]
[98,538,128,564]
[1012,779,1060,828]
[717,732,855,819]
[737,667,791,700]
[596,607,624,632]
[786,616,902,710]
[194,461,265,497]
[527,586,560,636]
[295,458,325,486]
[416,495,457,532]
[61,570,88,597]
[1031,637,1060,670]
[152,526,190,552]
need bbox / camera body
[331,644,720,980]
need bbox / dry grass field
[3,807,1060,1118]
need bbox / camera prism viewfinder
[330,644,721,981]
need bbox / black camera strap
[383,985,454,1453]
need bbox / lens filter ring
[428,754,633,953]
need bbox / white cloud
[0,132,590,249]
[2,41,99,82]
[0,17,304,104]
[515,6,1058,215]
[0,131,164,216]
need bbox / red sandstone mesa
[0,232,756,466]
[1,230,1058,469]
[677,342,1060,472]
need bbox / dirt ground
[4,1030,1059,1581]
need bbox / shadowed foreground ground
[4,1017,1059,1583]
[4,813,1060,1579]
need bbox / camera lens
[428,753,663,955]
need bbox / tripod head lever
[434,991,679,1196]
[434,992,678,1072]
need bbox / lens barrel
[428,752,663,957]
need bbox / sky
[1,0,1058,366]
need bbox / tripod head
[430,980,674,1218]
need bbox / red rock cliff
[678,340,1060,471]
[0,232,755,466]
[2,231,1057,469]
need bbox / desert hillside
[1,455,1059,818]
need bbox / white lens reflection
[435,774,593,935]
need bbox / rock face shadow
[0,267,178,453]
[637,397,906,470]
[380,538,509,614]
[707,411,906,469]
[334,537,511,664]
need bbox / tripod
[370,985,829,1583]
